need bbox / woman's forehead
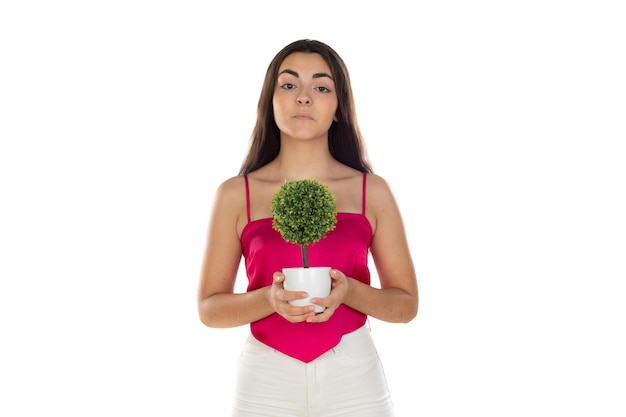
[278,52,332,76]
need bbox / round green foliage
[271,179,337,246]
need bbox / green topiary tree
[271,179,338,268]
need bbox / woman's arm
[197,177,272,327]
[197,177,317,328]
[309,174,418,323]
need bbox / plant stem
[301,245,309,268]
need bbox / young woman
[198,39,418,417]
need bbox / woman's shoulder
[216,174,245,191]
[366,173,394,199]
[213,175,247,207]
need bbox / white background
[1,1,625,416]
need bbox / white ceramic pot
[282,266,331,313]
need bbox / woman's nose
[296,93,311,105]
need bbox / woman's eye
[281,83,296,90]
[316,86,331,93]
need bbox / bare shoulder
[209,175,249,236]
[367,173,406,218]
[211,175,247,217]
[366,173,396,202]
[215,175,245,198]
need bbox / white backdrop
[1,1,625,416]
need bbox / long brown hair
[238,39,373,175]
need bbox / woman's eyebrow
[278,69,334,81]
[313,72,334,81]
[278,69,299,77]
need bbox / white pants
[232,324,395,417]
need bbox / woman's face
[273,52,338,142]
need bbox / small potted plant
[271,179,337,312]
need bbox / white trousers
[231,324,395,417]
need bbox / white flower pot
[282,266,331,313]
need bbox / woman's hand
[269,272,317,323]
[306,269,350,323]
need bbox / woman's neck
[270,137,336,181]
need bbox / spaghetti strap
[244,175,251,224]
[361,173,367,215]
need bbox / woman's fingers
[271,272,315,322]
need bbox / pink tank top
[240,174,372,363]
